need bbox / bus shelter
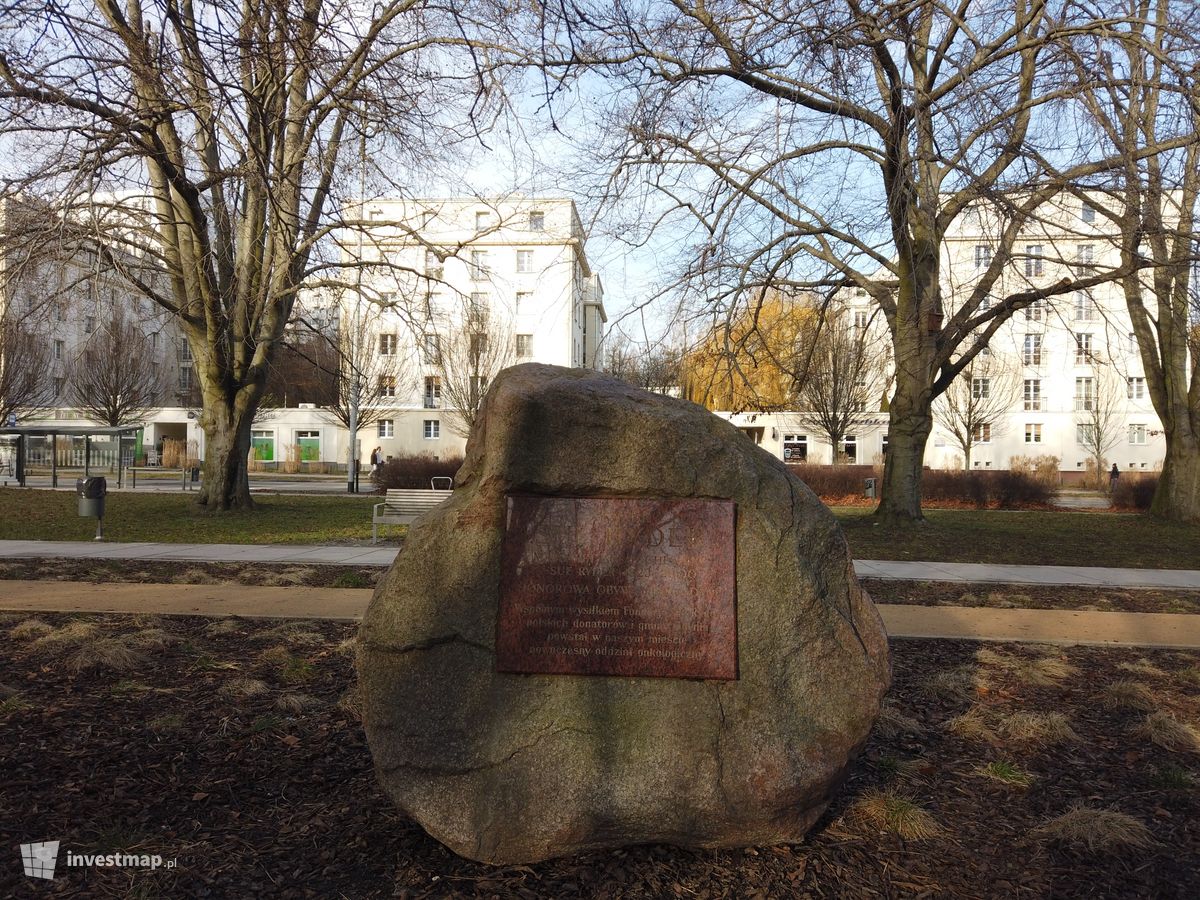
[0,425,143,488]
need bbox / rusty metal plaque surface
[496,495,737,680]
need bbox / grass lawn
[1,612,1196,896]
[0,489,379,544]
[835,507,1200,569]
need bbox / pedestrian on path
[1109,463,1120,492]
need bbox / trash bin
[77,475,107,519]
[77,476,107,540]
[864,477,876,499]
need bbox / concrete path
[1051,491,1113,510]
[1,581,1198,649]
[855,559,1200,589]
[2,540,1199,589]
[0,540,397,567]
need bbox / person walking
[1109,463,1120,492]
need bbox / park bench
[372,488,452,543]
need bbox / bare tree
[1074,368,1125,489]
[316,307,413,434]
[933,353,1019,470]
[1067,0,1200,520]
[541,0,1167,523]
[603,331,684,396]
[434,299,514,437]
[795,314,886,465]
[0,319,50,424]
[0,1,505,509]
[67,312,164,426]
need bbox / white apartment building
[335,197,607,462]
[715,193,1169,479]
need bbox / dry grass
[1117,659,1169,678]
[997,711,1078,746]
[205,618,245,636]
[978,760,1034,788]
[1133,712,1200,753]
[275,693,324,714]
[1100,679,1157,712]
[67,639,145,674]
[148,713,185,732]
[9,617,54,640]
[31,620,98,647]
[258,567,311,587]
[259,645,292,666]
[338,685,363,721]
[1035,806,1153,852]
[944,706,998,743]
[128,628,179,650]
[874,705,927,739]
[333,636,359,658]
[218,677,271,700]
[1014,656,1079,687]
[254,622,325,647]
[172,567,219,585]
[848,788,941,840]
[921,666,983,703]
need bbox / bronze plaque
[496,495,737,680]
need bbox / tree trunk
[1150,430,1200,523]
[197,391,258,511]
[875,384,933,524]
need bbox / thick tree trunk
[1150,430,1200,523]
[197,392,258,511]
[875,385,933,525]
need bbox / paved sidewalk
[1,581,1198,649]
[4,540,1200,590]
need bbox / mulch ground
[862,579,1200,615]
[0,557,383,590]
[1,612,1198,898]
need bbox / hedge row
[786,463,1053,508]
[1111,474,1158,511]
[371,453,464,491]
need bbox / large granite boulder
[358,363,890,864]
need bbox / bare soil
[0,557,382,590]
[2,612,1198,897]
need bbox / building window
[1074,376,1094,411]
[515,334,533,358]
[515,291,532,314]
[423,376,441,408]
[84,315,96,334]
[853,310,869,330]
[378,333,397,356]
[974,245,992,269]
[1077,244,1095,274]
[150,332,158,349]
[528,210,545,231]
[470,332,488,356]
[469,292,489,316]
[475,211,490,231]
[1025,423,1042,444]
[516,249,534,274]
[469,375,488,403]
[470,249,489,280]
[1073,292,1095,321]
[425,249,443,278]
[54,339,65,360]
[1023,378,1041,410]
[972,422,992,443]
[178,366,193,391]
[1128,377,1145,399]
[1024,298,1043,321]
[1129,424,1147,445]
[782,434,808,461]
[422,332,440,365]
[378,419,394,438]
[377,375,396,398]
[1022,334,1042,366]
[424,419,440,439]
[178,340,192,361]
[53,376,65,397]
[251,429,275,462]
[971,377,990,400]
[1025,244,1044,277]
[1082,201,1096,223]
[978,295,993,312]
[1074,332,1093,365]
[1076,424,1095,444]
[296,430,320,461]
[1128,332,1138,354]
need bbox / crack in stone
[380,724,593,777]
[363,633,493,656]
